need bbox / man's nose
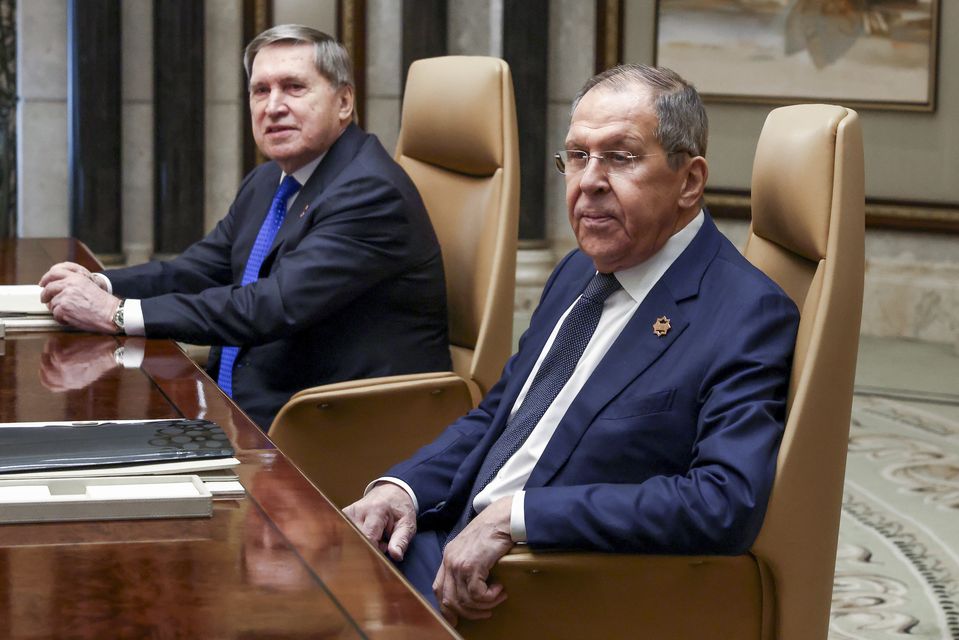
[578,155,609,192]
[265,90,287,116]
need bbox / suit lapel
[526,289,689,487]
[265,123,368,261]
[526,214,723,488]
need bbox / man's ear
[337,85,355,124]
[678,156,708,209]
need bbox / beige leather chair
[459,105,865,640]
[269,56,520,508]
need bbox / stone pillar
[364,0,401,152]
[205,0,243,235]
[503,0,554,342]
[153,0,204,257]
[121,0,154,265]
[401,0,447,94]
[68,0,122,259]
[16,0,69,238]
[0,0,15,238]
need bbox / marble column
[364,0,401,152]
[206,0,243,235]
[16,0,69,239]
[68,0,122,258]
[121,0,153,266]
[505,0,554,342]
[0,0,15,238]
[153,0,204,257]
[401,0,447,94]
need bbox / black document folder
[0,419,235,474]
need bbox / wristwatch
[112,299,126,334]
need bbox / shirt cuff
[123,299,146,336]
[510,489,527,542]
[116,341,145,369]
[92,272,113,294]
[366,477,419,513]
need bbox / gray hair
[243,24,354,89]
[572,64,707,170]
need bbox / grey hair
[571,64,707,170]
[243,24,354,89]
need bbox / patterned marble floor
[829,338,959,640]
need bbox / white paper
[0,285,50,315]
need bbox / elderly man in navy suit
[345,64,799,626]
[40,25,450,429]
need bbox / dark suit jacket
[388,214,799,554]
[105,124,451,428]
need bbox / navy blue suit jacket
[105,124,451,428]
[388,214,799,554]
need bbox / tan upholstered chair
[459,105,864,640]
[269,56,520,508]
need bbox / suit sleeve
[522,290,799,555]
[125,172,426,346]
[103,171,253,299]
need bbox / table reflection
[242,467,344,591]
[38,334,134,392]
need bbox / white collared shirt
[105,153,325,336]
[380,211,705,541]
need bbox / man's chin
[576,242,622,272]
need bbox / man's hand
[343,482,417,561]
[433,496,515,626]
[39,262,107,290]
[40,270,120,334]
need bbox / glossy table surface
[0,239,457,639]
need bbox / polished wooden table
[0,239,458,639]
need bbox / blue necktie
[217,175,300,397]
[445,271,621,544]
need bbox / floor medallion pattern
[830,395,959,639]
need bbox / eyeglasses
[553,149,690,175]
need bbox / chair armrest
[458,549,770,640]
[269,373,476,507]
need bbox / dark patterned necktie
[217,175,300,397]
[445,271,621,544]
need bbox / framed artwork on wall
[654,0,940,112]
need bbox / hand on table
[343,482,418,561]
[40,263,120,333]
[433,495,514,626]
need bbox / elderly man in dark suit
[39,25,450,429]
[345,64,799,626]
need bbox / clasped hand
[345,485,514,626]
[39,262,120,333]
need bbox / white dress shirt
[378,211,704,541]
[100,154,325,336]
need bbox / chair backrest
[744,105,864,640]
[395,56,520,398]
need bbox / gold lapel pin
[653,316,671,337]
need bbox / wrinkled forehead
[566,85,659,148]
[250,42,318,78]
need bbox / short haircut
[243,24,354,90]
[572,64,708,169]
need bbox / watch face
[114,302,125,330]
